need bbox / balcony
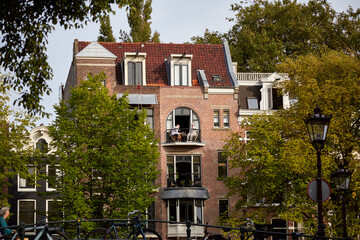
[236,72,288,81]
[167,173,201,188]
[162,129,205,147]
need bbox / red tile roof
[77,41,232,87]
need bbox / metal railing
[167,173,201,187]
[236,72,289,81]
[166,128,201,143]
[2,219,356,240]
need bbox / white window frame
[17,166,36,192]
[123,52,147,86]
[169,54,192,86]
[17,199,36,234]
[167,199,203,224]
[213,110,220,127]
[46,165,62,191]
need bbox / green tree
[191,29,225,44]
[98,15,116,42]
[226,0,360,72]
[124,0,160,42]
[0,75,37,205]
[0,0,130,116]
[48,73,159,220]
[224,50,360,237]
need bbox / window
[267,88,283,110]
[247,97,259,110]
[166,108,200,140]
[123,52,146,86]
[46,165,62,191]
[219,199,229,220]
[36,138,48,152]
[213,110,220,127]
[223,110,229,128]
[168,199,203,224]
[146,108,154,129]
[271,219,287,240]
[168,54,192,86]
[218,151,227,179]
[167,155,201,187]
[174,64,188,86]
[46,200,62,222]
[128,62,142,85]
[18,200,36,233]
[18,166,36,192]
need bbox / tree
[0,75,37,206]
[98,15,116,42]
[48,73,159,221]
[226,0,360,72]
[224,50,360,237]
[0,0,130,116]
[122,0,160,42]
[190,29,225,45]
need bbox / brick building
[63,40,243,239]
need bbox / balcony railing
[167,173,201,187]
[166,128,201,143]
[236,72,288,81]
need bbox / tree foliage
[191,29,225,45]
[224,50,360,237]
[120,0,160,42]
[0,0,129,116]
[98,15,116,42]
[0,75,37,206]
[193,0,360,72]
[48,73,159,221]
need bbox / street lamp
[305,107,331,237]
[332,167,352,238]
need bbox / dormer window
[169,53,192,86]
[123,52,146,86]
[247,97,259,110]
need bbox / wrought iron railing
[167,173,201,187]
[166,128,201,143]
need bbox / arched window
[166,107,200,133]
[36,138,48,152]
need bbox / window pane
[223,110,229,127]
[180,200,194,222]
[214,110,220,127]
[19,201,35,224]
[169,200,177,223]
[146,108,153,129]
[247,98,259,109]
[181,65,188,86]
[135,62,142,85]
[219,199,229,220]
[174,65,180,86]
[196,200,203,224]
[19,167,35,189]
[218,152,227,178]
[128,62,135,85]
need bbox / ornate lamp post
[332,167,352,238]
[305,107,331,237]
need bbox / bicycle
[203,219,254,240]
[9,217,69,240]
[85,210,161,240]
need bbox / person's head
[0,207,10,218]
[176,124,180,128]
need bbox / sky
[22,0,360,126]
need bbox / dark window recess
[272,88,283,110]
[219,199,229,220]
[212,74,221,81]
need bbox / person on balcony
[187,123,198,142]
[171,124,183,142]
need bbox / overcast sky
[26,0,360,126]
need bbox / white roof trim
[76,42,117,59]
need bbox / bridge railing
[1,219,354,240]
